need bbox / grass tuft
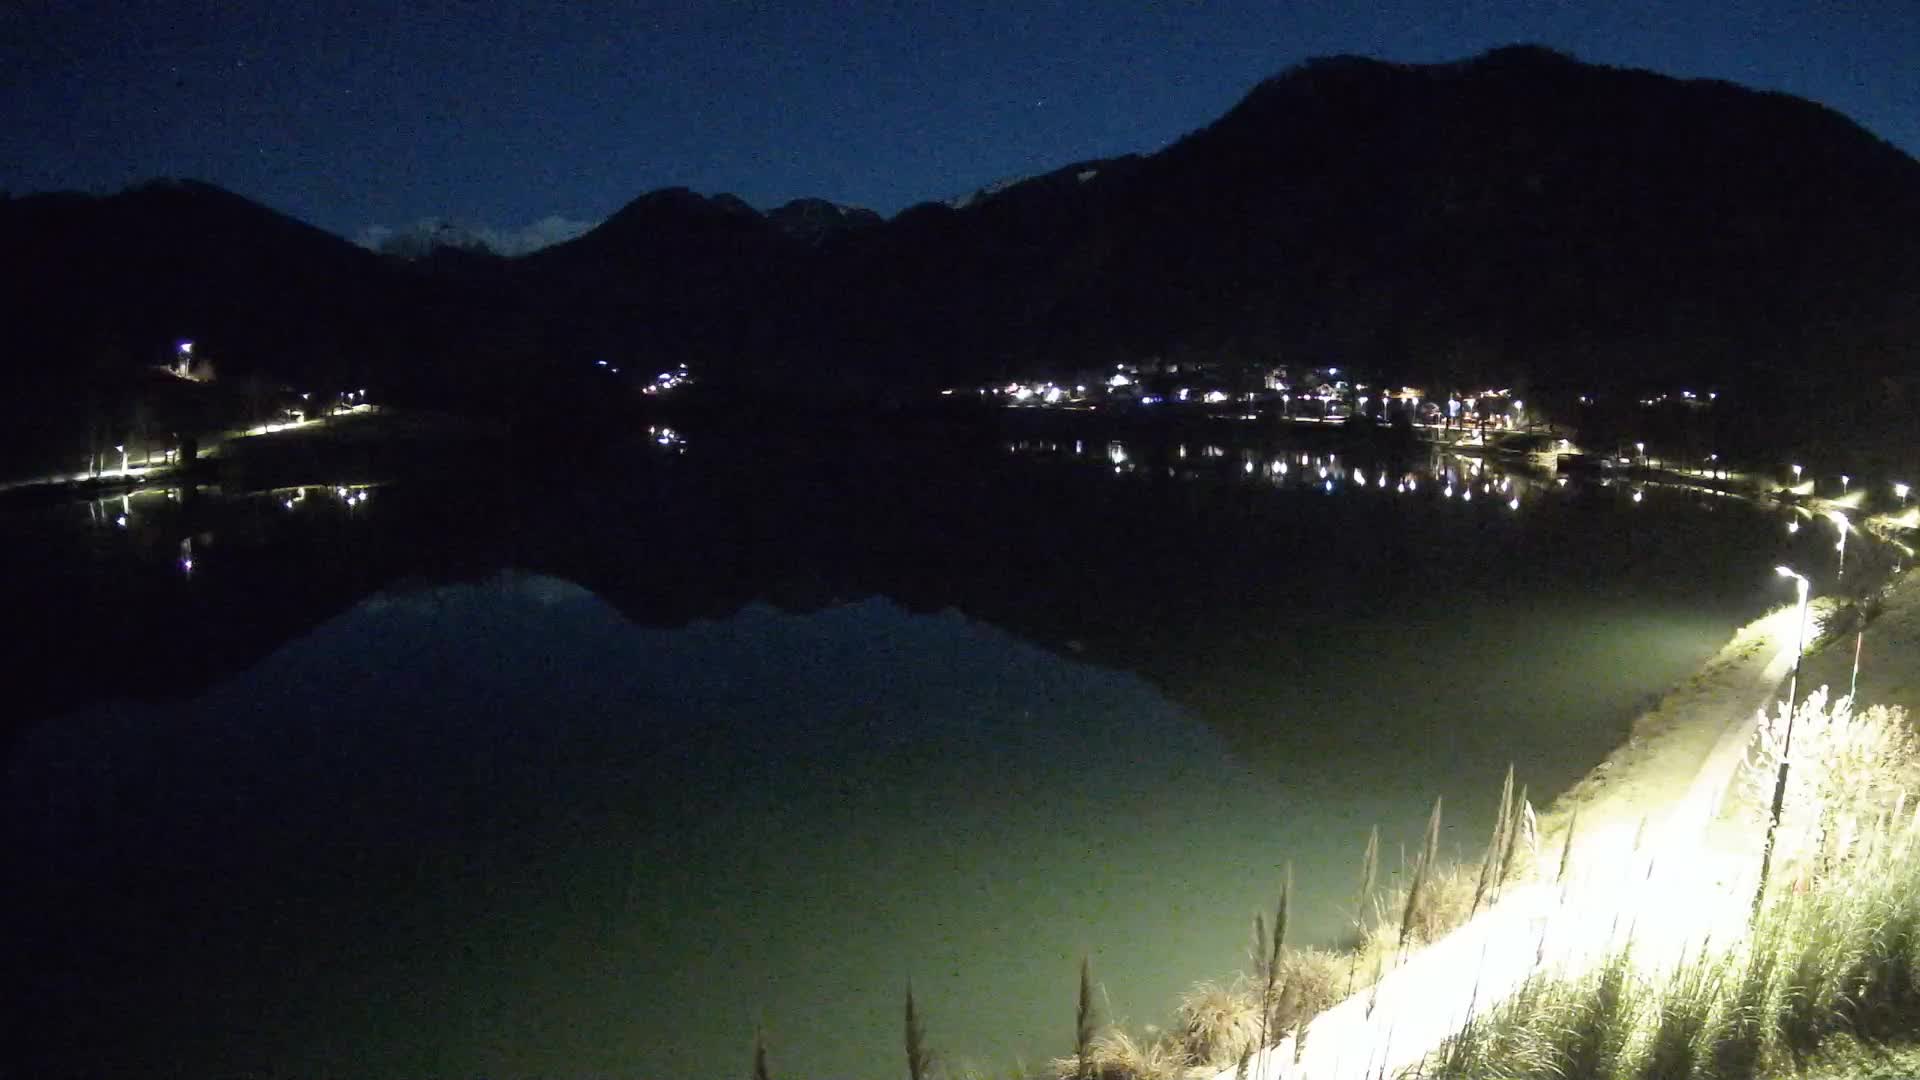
[1175,980,1261,1069]
[1073,955,1098,1079]
[905,980,933,1080]
[1399,797,1444,953]
[752,1025,773,1080]
[1473,767,1515,917]
[1051,1027,1190,1080]
[1635,941,1724,1080]
[1346,825,1381,996]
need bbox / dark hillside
[4,47,1916,469]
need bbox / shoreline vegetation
[760,566,1920,1080]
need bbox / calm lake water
[3,420,1844,1078]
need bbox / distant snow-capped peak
[355,215,596,258]
[946,174,1031,210]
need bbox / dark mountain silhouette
[4,46,1918,474]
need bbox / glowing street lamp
[116,444,127,475]
[1755,564,1813,920]
[1898,482,1911,506]
[1840,474,1851,494]
[1791,463,1803,484]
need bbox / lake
[2,418,1834,1078]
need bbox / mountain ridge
[3,44,1917,474]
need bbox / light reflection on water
[1001,435,1730,516]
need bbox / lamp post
[116,444,127,476]
[1755,565,1813,921]
[1851,624,1863,701]
[1829,510,1850,579]
[1898,482,1911,506]
[1777,565,1812,749]
[1841,474,1851,495]
[1791,463,1803,485]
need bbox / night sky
[4,1,1915,250]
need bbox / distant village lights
[976,361,1712,450]
[641,362,693,396]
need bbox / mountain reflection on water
[8,420,1816,742]
[2,419,1838,1078]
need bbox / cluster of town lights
[976,364,1556,433]
[640,363,692,394]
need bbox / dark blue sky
[4,1,1915,246]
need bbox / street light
[1850,621,1864,701]
[1829,509,1850,579]
[1898,482,1911,506]
[1841,474,1851,494]
[1775,566,1811,707]
[116,444,127,475]
[1755,565,1813,921]
[1791,463,1803,484]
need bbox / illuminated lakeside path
[1212,603,1816,1080]
[0,406,376,495]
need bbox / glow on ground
[1215,607,1805,1080]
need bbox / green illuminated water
[5,429,1836,1078]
